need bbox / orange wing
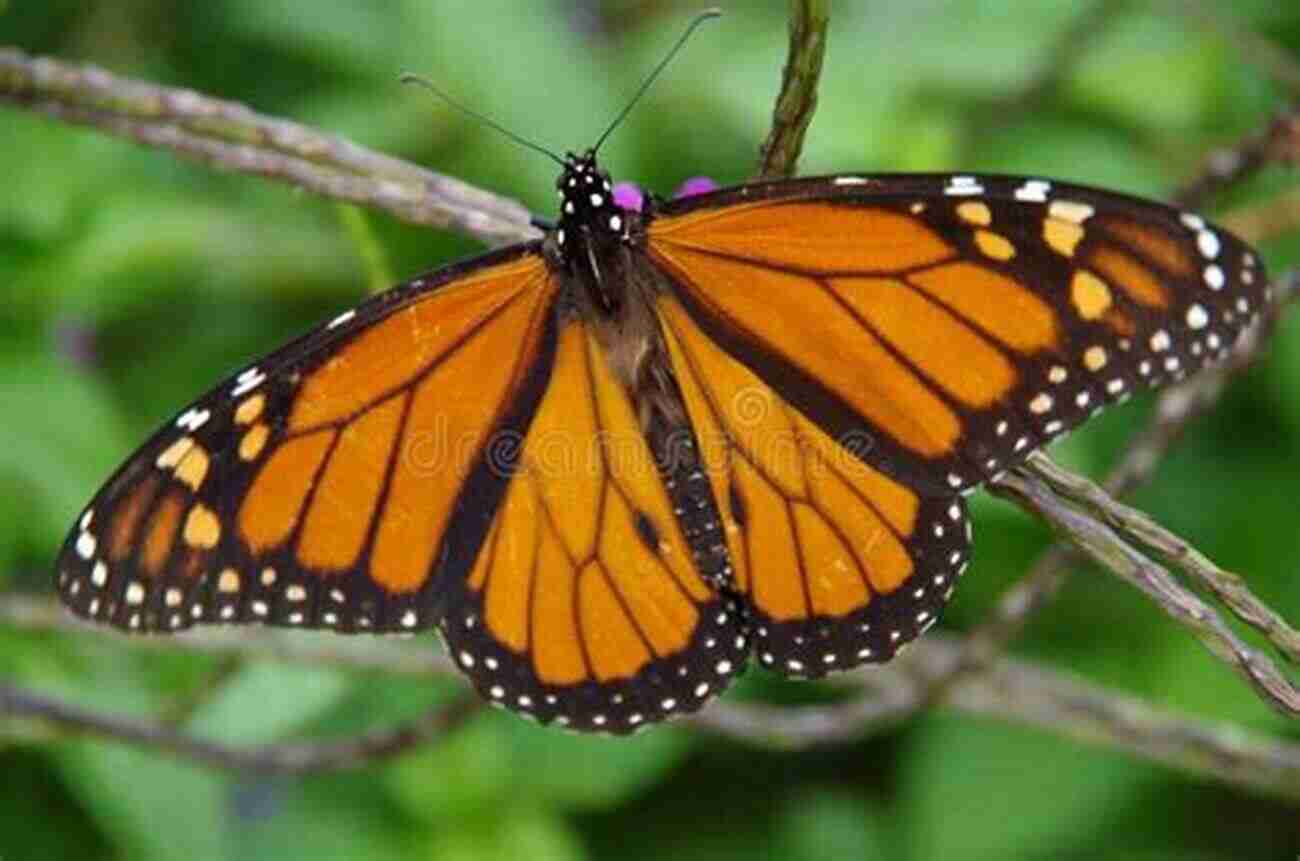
[657,296,967,672]
[56,248,560,634]
[647,176,1264,496]
[438,319,747,731]
[643,174,1263,670]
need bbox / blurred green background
[3,1,1299,858]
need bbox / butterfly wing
[645,173,1265,671]
[649,174,1264,494]
[438,318,748,732]
[657,296,969,674]
[56,240,746,731]
[56,246,561,634]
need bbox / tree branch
[755,0,829,179]
[0,680,481,775]
[0,47,537,247]
[8,603,1299,796]
[998,467,1300,716]
[1027,449,1300,666]
[692,634,1300,802]
[1172,104,1300,211]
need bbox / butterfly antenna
[399,73,567,167]
[592,7,722,154]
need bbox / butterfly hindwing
[657,297,969,674]
[439,319,748,732]
[56,247,559,634]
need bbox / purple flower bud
[612,182,645,212]
[673,176,718,199]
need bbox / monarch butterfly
[53,39,1267,737]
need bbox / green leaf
[186,662,351,744]
[771,787,891,860]
[898,716,1160,859]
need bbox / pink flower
[672,176,719,199]
[611,177,719,212]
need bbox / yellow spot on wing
[974,230,1015,261]
[1044,218,1084,258]
[1070,270,1112,320]
[183,504,221,549]
[239,423,270,461]
[235,393,266,426]
[1083,345,1108,371]
[956,201,992,226]
[217,568,240,593]
[156,436,195,469]
[174,446,210,491]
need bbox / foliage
[2,1,1298,858]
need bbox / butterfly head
[555,150,628,250]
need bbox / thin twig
[9,605,1299,795]
[1028,450,1300,665]
[998,469,1300,716]
[0,47,537,247]
[1172,105,1300,211]
[692,635,1300,802]
[931,269,1297,696]
[755,0,829,179]
[0,681,482,774]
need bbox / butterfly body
[57,157,1265,732]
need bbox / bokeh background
[3,1,1300,858]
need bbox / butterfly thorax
[549,150,637,314]
[544,151,685,435]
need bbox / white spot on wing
[328,309,356,329]
[944,175,984,196]
[1196,230,1221,259]
[1013,179,1051,202]
[231,367,266,398]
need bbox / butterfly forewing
[56,246,558,634]
[648,173,1265,496]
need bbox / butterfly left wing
[56,248,561,633]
